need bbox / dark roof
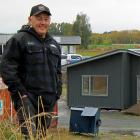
[53,36,81,45]
[67,49,140,68]
[0,34,81,45]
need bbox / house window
[82,75,108,96]
[0,45,2,55]
[0,44,5,55]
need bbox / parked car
[67,54,82,64]
[82,56,92,60]
[61,53,82,65]
[128,49,140,53]
[61,54,67,65]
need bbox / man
[1,4,62,139]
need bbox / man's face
[28,12,51,38]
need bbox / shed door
[137,76,140,102]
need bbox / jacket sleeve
[56,45,62,99]
[1,37,27,96]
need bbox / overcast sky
[1,0,140,33]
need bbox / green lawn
[76,44,140,56]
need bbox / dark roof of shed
[67,49,140,68]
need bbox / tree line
[49,13,140,49]
[91,30,140,45]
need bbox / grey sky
[1,0,140,33]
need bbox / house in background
[0,34,14,54]
[67,49,140,110]
[0,34,81,55]
[53,36,81,54]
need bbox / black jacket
[1,25,62,98]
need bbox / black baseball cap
[30,4,51,16]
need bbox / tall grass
[0,112,59,140]
[0,120,140,140]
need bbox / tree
[60,22,73,35]
[49,23,61,35]
[49,22,73,36]
[72,12,92,48]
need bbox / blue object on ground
[69,107,101,135]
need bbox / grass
[0,121,140,140]
[76,44,140,56]
[0,119,23,140]
[62,83,67,99]
[47,128,140,140]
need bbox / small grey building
[0,34,81,54]
[67,49,140,110]
[0,33,14,54]
[53,36,81,54]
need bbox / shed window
[82,76,90,95]
[82,75,108,96]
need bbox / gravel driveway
[58,98,140,136]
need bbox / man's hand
[21,95,28,99]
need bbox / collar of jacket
[19,25,52,42]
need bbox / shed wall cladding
[131,55,140,104]
[68,53,123,109]
[121,53,131,108]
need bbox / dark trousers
[11,92,57,138]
